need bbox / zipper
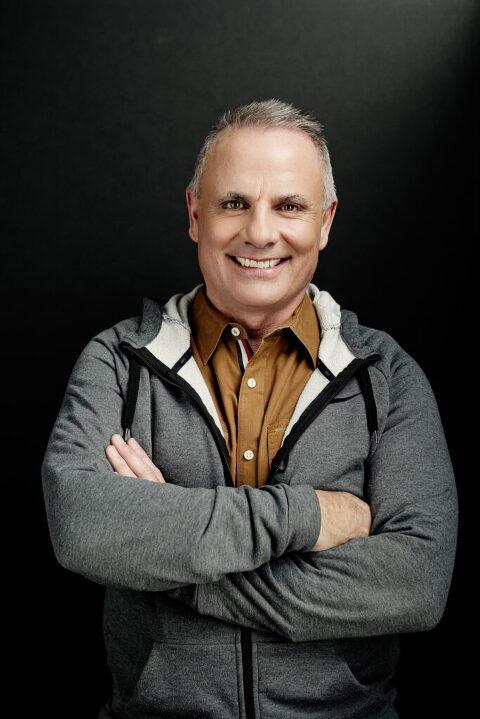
[120,342,235,487]
[121,341,380,719]
[241,628,254,719]
[122,342,380,488]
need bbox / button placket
[236,350,265,487]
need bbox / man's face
[186,126,337,319]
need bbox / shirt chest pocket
[266,419,291,469]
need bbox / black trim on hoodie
[171,347,193,374]
[120,343,234,486]
[316,357,337,381]
[122,354,141,440]
[268,354,380,481]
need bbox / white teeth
[234,257,283,268]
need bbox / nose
[244,204,278,248]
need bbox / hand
[105,434,166,483]
[309,490,371,552]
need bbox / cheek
[197,238,226,275]
[199,216,237,249]
[286,226,321,258]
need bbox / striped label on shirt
[235,339,253,372]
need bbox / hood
[123,283,374,360]
[120,283,380,443]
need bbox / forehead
[203,126,324,193]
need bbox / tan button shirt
[189,286,321,488]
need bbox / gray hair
[188,99,336,210]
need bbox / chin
[231,289,285,309]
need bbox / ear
[318,198,338,252]
[186,187,200,243]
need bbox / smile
[228,256,290,269]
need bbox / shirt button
[243,449,254,461]
[247,378,256,388]
[231,327,241,337]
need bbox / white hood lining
[145,284,357,443]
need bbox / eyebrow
[217,191,314,208]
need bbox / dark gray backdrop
[2,0,477,715]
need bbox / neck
[205,287,308,349]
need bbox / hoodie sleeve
[167,353,458,642]
[41,334,321,592]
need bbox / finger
[127,438,158,469]
[110,434,165,483]
[105,444,137,478]
[127,438,167,482]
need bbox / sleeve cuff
[284,484,321,553]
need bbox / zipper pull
[277,457,287,473]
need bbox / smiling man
[186,123,336,347]
[42,100,457,719]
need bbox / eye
[280,203,299,212]
[223,200,245,210]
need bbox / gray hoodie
[42,283,457,718]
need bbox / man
[42,99,457,718]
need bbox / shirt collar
[189,285,320,367]
[279,291,320,367]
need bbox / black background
[2,0,477,715]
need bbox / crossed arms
[42,334,458,642]
[105,433,372,554]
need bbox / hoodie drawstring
[357,364,379,444]
[122,353,379,447]
[123,354,141,441]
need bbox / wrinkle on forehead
[203,126,324,202]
